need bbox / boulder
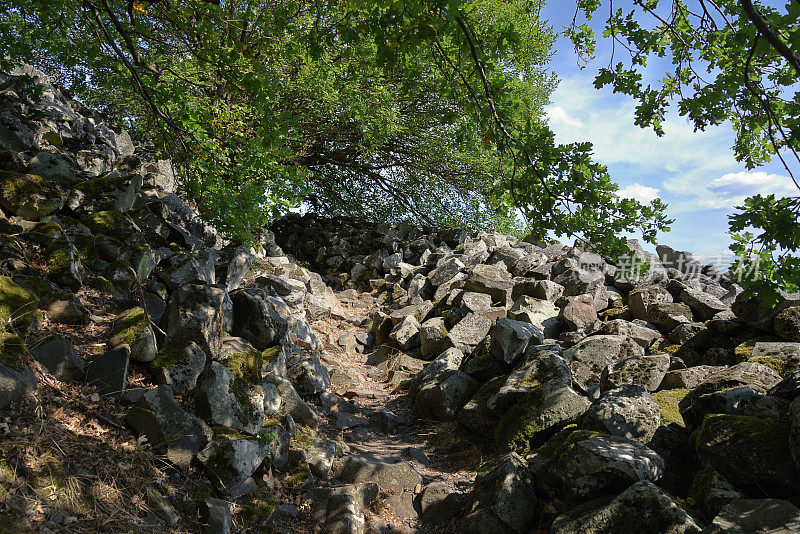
[508,296,560,338]
[286,349,331,396]
[415,369,478,421]
[109,306,157,363]
[694,414,800,496]
[126,386,210,468]
[581,384,661,442]
[550,480,701,534]
[428,257,465,287]
[195,361,265,434]
[598,320,661,349]
[461,453,536,534]
[558,294,598,331]
[562,335,645,394]
[463,264,514,306]
[646,302,693,332]
[417,482,465,523]
[680,288,728,320]
[533,429,664,502]
[333,452,422,492]
[775,306,800,342]
[0,275,39,326]
[29,334,84,381]
[165,284,225,358]
[201,434,275,495]
[419,317,448,360]
[490,318,543,366]
[153,341,207,394]
[389,315,420,351]
[230,288,289,351]
[440,313,493,356]
[628,286,673,321]
[0,333,36,409]
[85,345,130,398]
[600,354,670,392]
[706,499,800,534]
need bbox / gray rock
[508,296,560,338]
[680,288,728,320]
[646,302,693,332]
[29,334,84,381]
[531,279,565,301]
[599,319,661,349]
[109,307,157,363]
[0,357,36,409]
[410,348,464,399]
[155,341,207,394]
[463,263,514,306]
[201,498,232,534]
[418,482,464,523]
[534,432,664,502]
[441,313,493,356]
[732,290,800,333]
[776,306,800,342]
[262,375,319,428]
[461,453,536,534]
[415,369,478,421]
[389,315,420,351]
[195,362,265,434]
[230,288,289,350]
[223,244,253,291]
[201,436,274,495]
[428,257,465,287]
[85,345,130,398]
[305,437,337,478]
[600,354,670,392]
[333,452,422,491]
[660,365,722,390]
[126,386,210,468]
[707,499,800,534]
[581,384,661,442]
[490,318,543,366]
[667,322,709,348]
[551,480,701,534]
[27,152,76,186]
[419,317,448,360]
[628,286,673,321]
[286,350,331,396]
[689,467,745,520]
[563,335,645,394]
[460,291,493,314]
[165,284,225,358]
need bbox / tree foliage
[567,0,800,300]
[0,0,670,256]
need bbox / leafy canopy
[1,0,670,257]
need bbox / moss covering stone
[223,349,263,384]
[535,424,605,465]
[0,276,39,325]
[748,355,791,377]
[653,388,689,427]
[733,336,780,362]
[151,340,194,370]
[80,210,131,238]
[261,345,281,365]
[88,276,115,293]
[494,387,547,454]
[0,171,61,220]
[110,307,149,347]
[236,493,280,525]
[0,332,27,371]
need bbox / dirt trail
[305,291,485,533]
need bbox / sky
[539,0,796,259]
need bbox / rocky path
[300,290,484,533]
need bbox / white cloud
[617,183,660,203]
[546,105,583,129]
[697,171,797,209]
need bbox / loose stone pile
[3,64,800,533]
[274,213,800,533]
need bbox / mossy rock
[0,332,27,371]
[653,388,689,427]
[73,173,134,198]
[236,493,280,525]
[24,221,62,246]
[0,276,39,325]
[535,424,605,465]
[110,307,149,347]
[151,340,194,370]
[80,210,132,238]
[734,336,781,362]
[45,237,84,284]
[0,171,64,220]
[692,413,799,495]
[88,276,115,293]
[223,349,263,384]
[748,355,792,377]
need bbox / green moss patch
[748,356,791,377]
[80,210,130,238]
[653,388,689,427]
[494,387,547,454]
[734,336,780,362]
[0,276,39,325]
[223,349,263,383]
[151,340,193,370]
[693,414,790,453]
[535,424,605,465]
[0,332,27,371]
[236,493,279,525]
[110,307,149,347]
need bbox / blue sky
[540,0,796,258]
